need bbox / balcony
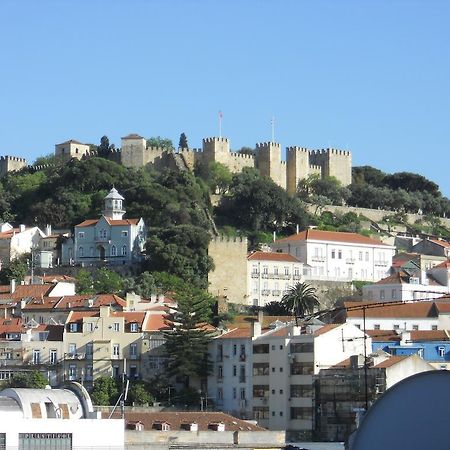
[251,273,259,278]
[261,290,270,296]
[311,256,326,262]
[374,260,388,267]
[293,274,301,280]
[272,290,281,296]
[65,353,85,360]
[261,273,269,279]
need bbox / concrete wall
[208,237,248,303]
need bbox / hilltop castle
[118,134,352,193]
[0,134,352,193]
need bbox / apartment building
[247,252,305,307]
[271,229,396,282]
[208,320,369,440]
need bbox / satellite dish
[349,371,450,450]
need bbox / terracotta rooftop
[103,411,265,432]
[366,330,401,342]
[344,301,440,319]
[433,260,450,269]
[76,218,140,227]
[144,313,172,332]
[57,139,85,145]
[55,294,126,309]
[0,284,53,300]
[247,251,300,262]
[274,229,389,246]
[429,238,450,248]
[373,355,408,368]
[409,330,450,341]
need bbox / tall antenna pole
[218,111,223,138]
[271,116,275,143]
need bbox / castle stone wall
[286,147,310,195]
[121,135,147,168]
[208,236,248,304]
[256,142,285,188]
[309,148,352,186]
[202,137,231,166]
[0,156,28,177]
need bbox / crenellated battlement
[310,148,351,156]
[211,235,247,244]
[203,137,229,143]
[256,142,281,149]
[286,146,309,154]
[178,147,202,154]
[0,155,27,163]
[229,152,255,160]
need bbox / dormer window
[69,323,78,332]
[130,323,138,332]
[78,232,85,238]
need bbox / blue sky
[1,1,449,194]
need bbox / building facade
[61,188,146,266]
[270,229,396,283]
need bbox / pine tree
[178,132,189,149]
[163,286,215,387]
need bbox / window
[284,267,289,276]
[113,322,120,332]
[392,289,396,299]
[253,407,269,419]
[85,364,93,381]
[240,388,246,399]
[78,246,84,257]
[279,367,283,372]
[218,365,223,378]
[280,411,283,416]
[359,251,363,261]
[99,229,107,239]
[68,343,76,356]
[438,346,446,358]
[217,388,223,400]
[374,324,380,330]
[380,290,385,300]
[233,387,237,399]
[69,364,77,380]
[233,365,237,376]
[111,245,117,256]
[253,344,269,354]
[291,407,313,420]
[331,249,335,259]
[253,363,269,376]
[338,250,342,259]
[290,385,313,397]
[122,245,127,256]
[263,266,268,275]
[50,349,57,365]
[290,342,314,353]
[32,349,40,365]
[368,291,373,300]
[78,232,85,238]
[130,343,137,358]
[86,342,93,357]
[252,265,258,274]
[432,325,438,331]
[365,251,369,261]
[393,324,400,330]
[85,322,94,332]
[412,324,419,331]
[113,344,120,357]
[121,230,128,237]
[233,344,237,356]
[291,362,314,375]
[274,266,279,275]
[130,322,138,332]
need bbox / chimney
[19,224,25,233]
[251,312,263,338]
[350,354,365,370]
[296,224,299,234]
[45,224,52,237]
[10,279,16,294]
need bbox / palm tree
[281,282,319,326]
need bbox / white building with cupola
[61,188,146,266]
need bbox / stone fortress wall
[0,133,352,193]
[120,133,352,192]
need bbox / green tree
[33,154,58,166]
[164,287,215,387]
[6,371,48,388]
[145,225,213,289]
[98,135,115,158]
[76,269,94,294]
[178,133,189,149]
[0,258,28,284]
[93,268,124,294]
[146,136,174,151]
[281,282,320,325]
[127,381,153,406]
[207,162,232,194]
[90,376,120,406]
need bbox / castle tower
[120,134,147,168]
[309,148,352,186]
[286,147,310,195]
[202,137,231,166]
[256,142,283,187]
[0,156,27,178]
[103,187,125,220]
[55,140,90,160]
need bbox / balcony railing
[311,256,326,262]
[261,290,270,296]
[374,261,388,267]
[251,273,259,278]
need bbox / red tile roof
[429,239,450,248]
[55,294,126,309]
[103,411,264,432]
[274,229,389,246]
[144,314,172,332]
[76,218,140,227]
[366,330,401,342]
[247,251,300,262]
[433,261,450,269]
[344,301,439,319]
[373,355,408,368]
[409,330,450,341]
[0,284,53,300]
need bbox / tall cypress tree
[163,286,215,387]
[178,132,189,149]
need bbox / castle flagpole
[218,110,223,138]
[271,115,275,143]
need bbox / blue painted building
[62,188,146,266]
